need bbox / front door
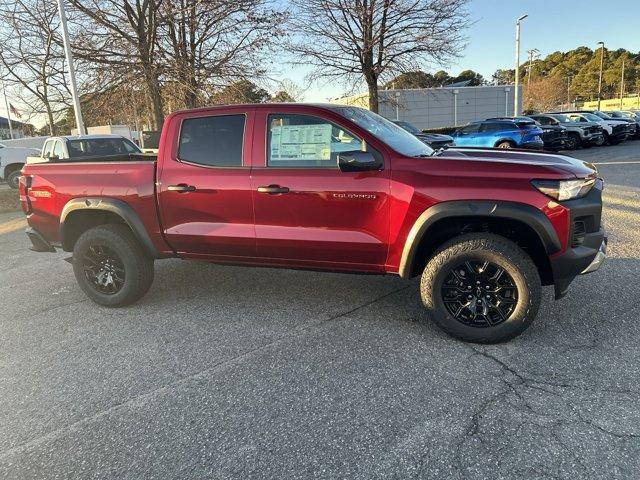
[250,110,390,271]
[158,109,256,259]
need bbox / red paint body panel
[21,161,171,254]
[21,103,591,277]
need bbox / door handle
[257,185,289,194]
[167,184,196,193]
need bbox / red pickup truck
[19,104,606,343]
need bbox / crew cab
[20,104,606,343]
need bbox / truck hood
[439,147,597,177]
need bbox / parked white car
[0,143,41,189]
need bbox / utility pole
[526,48,539,87]
[0,70,13,140]
[514,14,528,116]
[597,41,605,111]
[566,76,571,107]
[620,58,625,109]
[56,0,86,135]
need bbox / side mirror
[337,151,382,172]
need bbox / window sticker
[270,123,332,161]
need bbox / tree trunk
[365,73,379,113]
[142,62,164,130]
[45,104,55,135]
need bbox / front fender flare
[60,197,159,258]
[398,200,561,278]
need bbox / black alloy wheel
[440,260,518,328]
[82,243,126,295]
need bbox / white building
[332,85,523,130]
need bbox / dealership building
[332,84,523,130]
[0,115,28,140]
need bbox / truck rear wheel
[72,224,154,307]
[420,233,541,343]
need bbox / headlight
[531,178,596,201]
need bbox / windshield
[550,114,573,123]
[593,111,612,120]
[582,113,603,122]
[67,137,142,158]
[334,107,433,157]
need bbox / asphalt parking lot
[1,142,639,479]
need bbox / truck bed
[21,159,170,254]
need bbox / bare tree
[159,0,284,109]
[0,0,71,134]
[287,0,470,112]
[67,0,165,129]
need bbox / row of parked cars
[394,110,640,151]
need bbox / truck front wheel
[72,224,154,307]
[420,233,541,343]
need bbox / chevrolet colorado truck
[19,104,606,343]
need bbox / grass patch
[0,188,21,213]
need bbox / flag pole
[56,0,86,135]
[0,71,14,140]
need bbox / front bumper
[581,238,607,274]
[521,139,545,150]
[549,183,605,299]
[584,133,604,145]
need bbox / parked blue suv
[451,119,544,149]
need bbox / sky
[296,0,640,102]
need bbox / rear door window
[178,115,245,167]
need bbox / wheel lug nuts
[476,281,480,285]
[467,286,471,290]
[486,295,490,299]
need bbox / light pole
[504,87,511,116]
[619,57,625,109]
[597,41,605,111]
[56,0,86,135]
[453,89,459,126]
[0,69,13,140]
[514,14,528,116]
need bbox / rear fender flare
[60,197,159,258]
[398,200,561,278]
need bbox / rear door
[157,108,256,259]
[249,108,390,271]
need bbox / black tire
[72,224,154,307]
[495,141,514,149]
[6,169,21,189]
[566,133,581,150]
[420,233,541,344]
